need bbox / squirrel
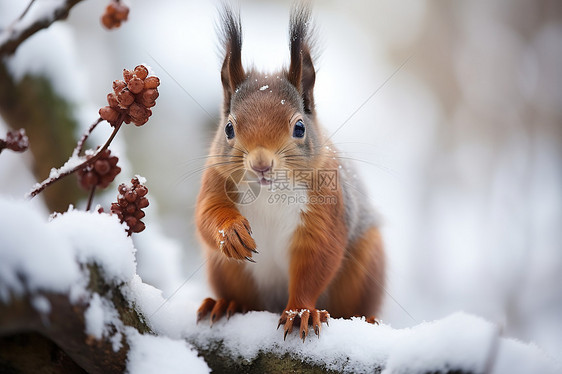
[195,3,385,341]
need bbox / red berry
[113,80,127,93]
[127,77,144,94]
[144,76,160,89]
[125,204,136,214]
[133,221,146,233]
[117,89,135,108]
[136,185,148,197]
[94,160,111,175]
[134,65,149,80]
[125,190,137,203]
[137,197,149,209]
[99,106,119,124]
[123,69,133,82]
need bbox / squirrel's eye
[292,120,305,138]
[225,121,235,140]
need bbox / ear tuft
[219,4,245,115]
[287,2,316,115]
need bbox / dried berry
[111,177,149,235]
[77,148,121,190]
[99,106,120,125]
[101,1,129,30]
[144,76,160,89]
[99,64,159,127]
[0,129,29,154]
[134,65,149,80]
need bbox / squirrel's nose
[250,161,272,174]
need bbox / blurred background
[1,0,561,362]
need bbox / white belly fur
[237,189,307,311]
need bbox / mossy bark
[0,61,85,212]
[0,263,350,373]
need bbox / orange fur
[195,4,385,339]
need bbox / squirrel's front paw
[278,308,330,341]
[217,217,257,262]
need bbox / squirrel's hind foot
[197,297,244,325]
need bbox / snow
[383,313,497,374]
[48,208,137,285]
[126,327,210,374]
[31,295,51,315]
[0,0,67,45]
[1,194,560,373]
[134,174,147,185]
[0,198,81,301]
[1,0,562,372]
[259,85,269,91]
[492,338,560,374]
[84,292,124,351]
[48,154,85,179]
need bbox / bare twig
[28,115,124,199]
[86,185,96,211]
[3,0,38,33]
[73,117,103,158]
[17,0,38,23]
[0,0,85,57]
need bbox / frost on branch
[0,0,85,57]
[28,64,159,203]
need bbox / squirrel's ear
[287,4,316,115]
[219,6,245,115]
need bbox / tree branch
[27,117,122,199]
[0,263,343,373]
[0,0,85,57]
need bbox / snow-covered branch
[0,0,85,57]
[0,200,558,374]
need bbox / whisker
[331,156,399,179]
[174,160,243,186]
[232,144,249,155]
[276,142,297,156]
[177,154,245,166]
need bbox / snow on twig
[27,117,123,199]
[0,0,85,57]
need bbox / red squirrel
[196,4,385,340]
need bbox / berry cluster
[0,129,29,154]
[99,65,160,127]
[77,149,121,190]
[101,1,129,29]
[111,177,149,235]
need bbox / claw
[226,300,237,320]
[209,298,228,326]
[299,309,310,342]
[278,308,329,341]
[245,256,256,263]
[283,314,294,340]
[196,298,216,324]
[312,309,321,337]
